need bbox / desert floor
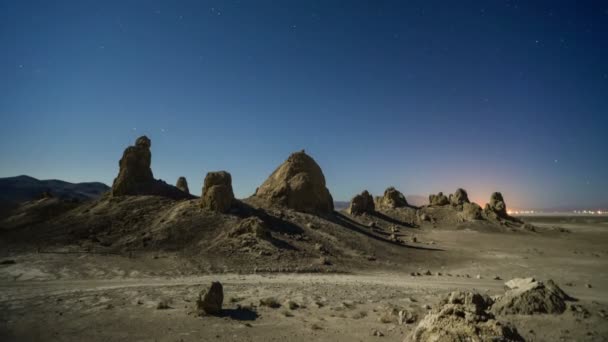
[1,216,607,342]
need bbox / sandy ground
[1,216,607,341]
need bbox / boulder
[428,192,449,206]
[201,171,235,213]
[407,291,524,342]
[492,278,573,315]
[449,188,470,206]
[111,136,189,199]
[376,187,408,208]
[348,190,375,215]
[176,177,189,194]
[196,281,224,315]
[254,150,334,214]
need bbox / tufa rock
[376,187,408,208]
[176,177,189,194]
[485,192,508,217]
[460,202,483,220]
[112,136,154,195]
[449,188,470,206]
[197,281,224,315]
[201,171,235,213]
[348,190,375,215]
[111,136,190,199]
[428,192,449,206]
[407,291,524,342]
[229,216,271,239]
[254,151,334,214]
[492,278,573,315]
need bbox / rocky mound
[407,291,524,342]
[201,171,235,213]
[253,151,334,214]
[228,216,271,239]
[492,278,573,315]
[111,136,190,199]
[176,177,189,194]
[348,190,375,215]
[428,192,449,206]
[376,187,408,208]
[449,188,470,206]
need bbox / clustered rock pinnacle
[111,136,189,199]
[348,190,375,215]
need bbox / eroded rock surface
[407,291,524,342]
[176,177,189,194]
[254,151,334,214]
[201,171,235,213]
[196,281,224,315]
[429,192,449,206]
[376,187,408,208]
[348,190,375,215]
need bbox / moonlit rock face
[111,136,154,196]
[449,188,470,206]
[200,171,235,213]
[376,187,408,208]
[254,151,334,214]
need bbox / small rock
[371,329,384,337]
[157,299,171,310]
[586,284,592,288]
[196,282,224,315]
[493,276,501,280]
[424,270,432,276]
[476,274,481,279]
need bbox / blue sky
[1,0,607,209]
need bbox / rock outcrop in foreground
[176,177,189,194]
[376,187,408,208]
[201,171,235,213]
[111,136,189,199]
[492,278,573,315]
[407,291,524,342]
[254,151,334,214]
[348,190,375,215]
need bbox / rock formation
[460,202,483,220]
[348,190,375,215]
[428,192,449,206]
[254,150,334,214]
[376,187,408,208]
[201,171,235,213]
[229,217,271,239]
[485,192,508,217]
[176,177,189,194]
[111,136,190,199]
[111,136,154,196]
[197,281,224,315]
[449,188,470,206]
[407,291,524,342]
[492,278,573,315]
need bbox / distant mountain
[0,175,110,203]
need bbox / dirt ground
[1,215,607,342]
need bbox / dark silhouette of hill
[0,175,109,203]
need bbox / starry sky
[1,0,607,210]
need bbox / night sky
[1,1,607,210]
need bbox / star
[554,159,558,163]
